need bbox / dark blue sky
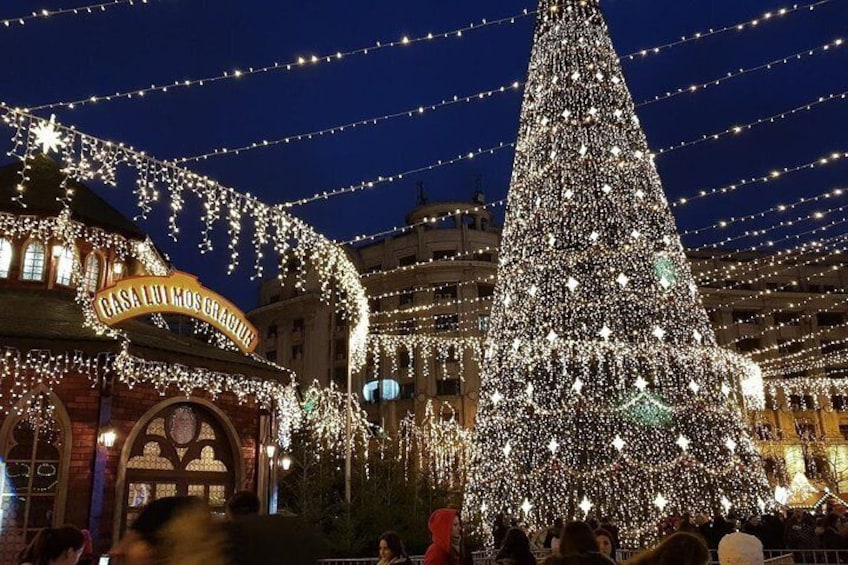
[1,0,846,310]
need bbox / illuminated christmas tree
[464,0,771,546]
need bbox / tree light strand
[1,0,152,29]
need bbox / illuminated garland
[0,106,370,368]
[299,381,372,460]
[2,0,155,29]
[636,38,845,107]
[398,400,475,489]
[175,81,523,164]
[464,0,772,547]
[28,9,535,112]
[620,0,836,61]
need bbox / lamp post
[264,439,278,514]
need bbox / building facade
[251,197,848,498]
[0,158,286,562]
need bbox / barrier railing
[318,548,845,564]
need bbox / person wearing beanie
[717,532,764,565]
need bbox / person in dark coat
[625,532,710,565]
[493,513,509,550]
[377,531,411,565]
[495,528,535,565]
[542,521,615,565]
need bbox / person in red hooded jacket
[424,508,464,565]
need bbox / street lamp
[98,426,117,448]
[279,454,293,471]
[265,441,277,463]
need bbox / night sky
[1,0,846,310]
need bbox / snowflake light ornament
[32,114,65,154]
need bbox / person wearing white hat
[717,532,764,565]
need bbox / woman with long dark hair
[495,528,536,565]
[17,526,85,565]
[377,531,411,565]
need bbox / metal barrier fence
[318,548,848,564]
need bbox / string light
[174,81,523,163]
[655,91,848,156]
[1,0,152,29]
[284,144,514,209]
[673,151,847,207]
[26,9,535,112]
[620,0,836,61]
[635,37,845,108]
[464,1,771,547]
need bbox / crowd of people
[15,496,848,565]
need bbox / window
[436,314,459,332]
[362,380,400,403]
[822,340,848,355]
[795,420,817,440]
[399,289,414,307]
[777,340,803,355]
[54,246,75,286]
[477,283,495,298]
[82,253,101,292]
[399,319,415,335]
[0,239,12,278]
[334,339,347,362]
[833,396,848,411]
[735,338,761,353]
[434,284,458,301]
[754,423,776,441]
[2,392,67,559]
[731,310,759,325]
[400,383,415,399]
[369,298,381,313]
[124,404,234,530]
[774,312,801,326]
[432,249,456,261]
[20,241,46,281]
[267,324,278,338]
[473,252,494,262]
[478,314,490,333]
[397,254,417,267]
[436,378,461,396]
[817,312,846,327]
[290,344,303,361]
[292,318,304,332]
[398,349,411,369]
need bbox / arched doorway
[0,390,71,564]
[121,402,238,531]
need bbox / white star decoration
[546,330,558,343]
[529,284,538,297]
[688,380,700,394]
[572,378,584,394]
[725,438,737,452]
[721,496,732,513]
[635,376,648,391]
[616,273,629,287]
[676,435,690,450]
[599,325,612,340]
[491,391,504,405]
[579,497,593,515]
[654,494,669,512]
[521,498,532,515]
[32,114,65,154]
[652,326,666,341]
[589,231,600,242]
[693,329,703,343]
[612,435,625,451]
[503,442,512,458]
[566,277,579,292]
[564,189,574,199]
[548,438,559,454]
[659,276,671,289]
[721,383,730,396]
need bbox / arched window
[0,239,12,278]
[0,239,13,278]
[82,253,102,293]
[20,241,46,282]
[54,246,76,286]
[122,403,236,530]
[1,391,70,561]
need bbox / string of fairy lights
[1,0,153,29]
[25,8,536,112]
